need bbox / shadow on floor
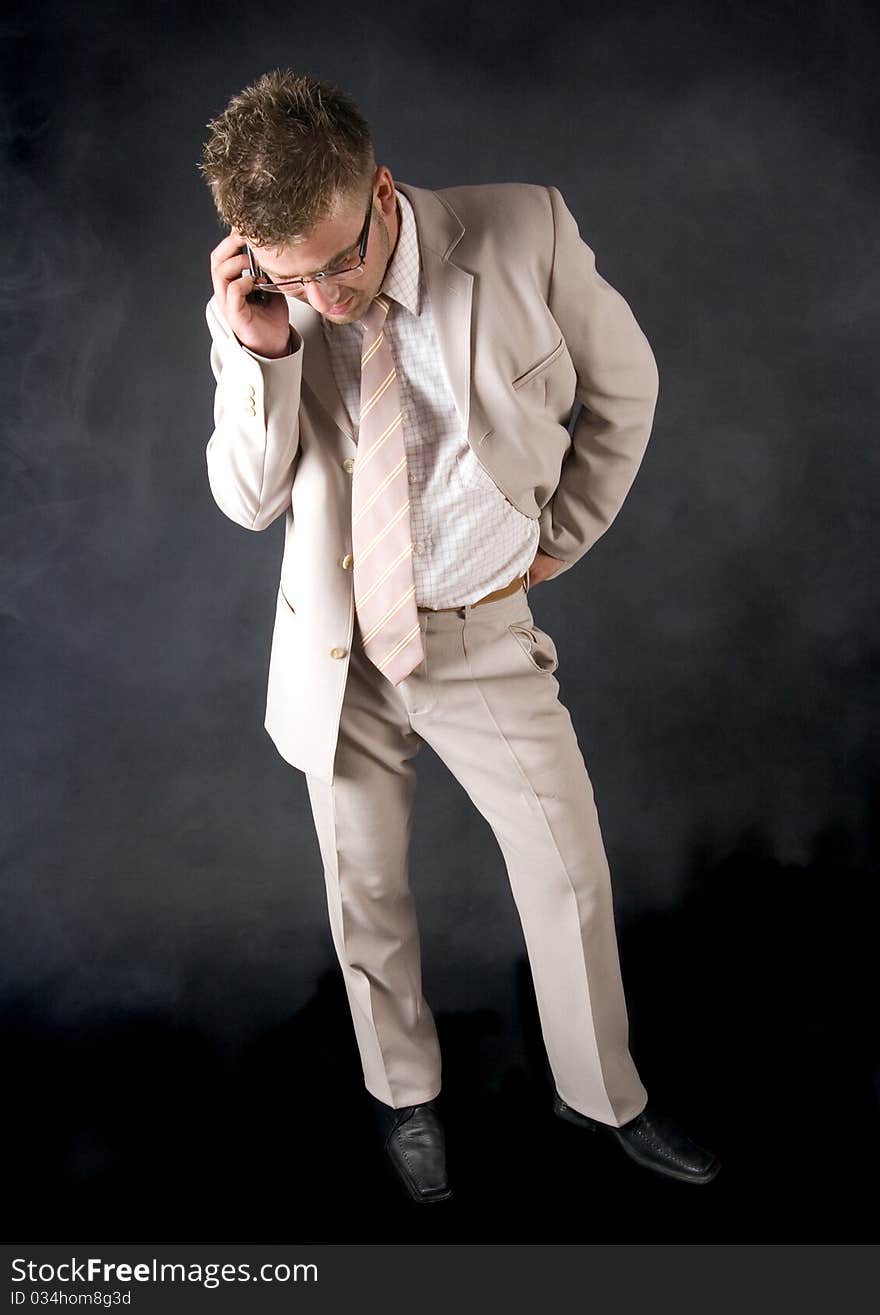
[5,822,877,1241]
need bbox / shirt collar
[321,188,421,336]
[379,188,421,317]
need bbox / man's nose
[305,280,345,312]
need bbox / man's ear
[374,165,397,215]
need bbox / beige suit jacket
[204,181,660,784]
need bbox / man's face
[247,165,398,325]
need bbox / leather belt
[417,573,527,613]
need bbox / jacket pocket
[511,337,565,391]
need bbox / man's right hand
[209,229,294,359]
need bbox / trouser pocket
[507,620,559,675]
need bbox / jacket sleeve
[204,295,304,531]
[537,186,659,574]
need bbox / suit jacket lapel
[398,183,493,448]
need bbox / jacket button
[245,404,256,416]
[329,646,347,659]
[343,458,355,474]
[341,553,354,570]
[246,384,255,397]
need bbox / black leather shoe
[372,1098,453,1204]
[553,1093,721,1184]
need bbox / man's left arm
[536,186,660,578]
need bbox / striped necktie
[351,295,425,684]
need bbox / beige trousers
[304,578,648,1127]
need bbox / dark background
[2,0,877,1240]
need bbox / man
[200,69,719,1203]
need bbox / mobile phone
[239,244,271,307]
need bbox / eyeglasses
[246,195,374,293]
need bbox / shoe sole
[553,1096,721,1186]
